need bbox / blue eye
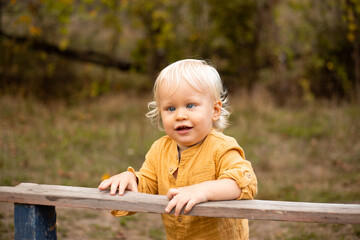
[187,104,195,109]
[167,106,176,112]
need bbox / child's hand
[165,179,241,216]
[165,182,209,216]
[98,171,138,196]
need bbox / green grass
[0,94,163,187]
[0,92,359,239]
[149,227,165,240]
[119,215,138,227]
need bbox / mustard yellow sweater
[112,129,257,240]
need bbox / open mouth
[176,126,192,131]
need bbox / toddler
[98,59,257,240]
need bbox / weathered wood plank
[0,183,359,224]
[14,203,57,240]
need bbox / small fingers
[119,174,138,194]
[98,179,111,190]
[174,198,188,216]
[166,188,179,200]
[130,181,139,193]
[165,197,177,214]
[183,199,196,214]
[119,178,136,195]
[110,180,120,195]
[165,193,191,216]
[99,172,138,196]
[165,188,180,213]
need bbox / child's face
[159,80,221,152]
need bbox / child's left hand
[165,183,209,216]
[165,179,241,216]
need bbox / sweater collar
[175,128,217,160]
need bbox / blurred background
[0,0,359,239]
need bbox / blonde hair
[146,59,230,131]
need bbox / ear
[212,100,222,121]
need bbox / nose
[175,108,188,120]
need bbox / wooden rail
[1,183,359,239]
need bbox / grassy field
[0,90,359,239]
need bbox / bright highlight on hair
[146,59,230,131]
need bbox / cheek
[160,113,171,127]
[194,112,213,126]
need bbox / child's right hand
[98,171,138,196]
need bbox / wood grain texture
[0,183,359,224]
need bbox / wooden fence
[0,183,359,239]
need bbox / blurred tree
[262,0,359,103]
[126,0,179,77]
[0,0,358,102]
[302,0,359,100]
[346,0,360,100]
[0,0,136,100]
[207,0,261,91]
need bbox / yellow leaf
[348,23,357,32]
[300,78,310,90]
[59,38,69,51]
[326,62,334,71]
[89,10,98,18]
[40,51,47,60]
[101,173,111,181]
[90,81,99,97]
[18,15,31,24]
[11,0,16,4]
[29,25,42,36]
[347,32,355,43]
